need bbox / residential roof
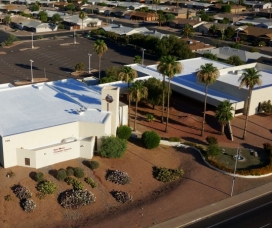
[0,79,108,137]
[128,11,158,17]
[101,24,149,35]
[181,38,215,51]
[240,26,272,37]
[170,18,203,26]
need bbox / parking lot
[0,36,156,84]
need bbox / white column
[30,60,34,83]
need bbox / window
[25,158,30,166]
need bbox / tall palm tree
[238,68,262,139]
[93,39,108,80]
[160,55,183,133]
[215,100,234,135]
[133,55,142,64]
[79,11,86,33]
[197,63,220,136]
[118,66,138,88]
[181,24,194,38]
[129,80,148,131]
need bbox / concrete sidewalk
[150,181,272,228]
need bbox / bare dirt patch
[14,78,48,86]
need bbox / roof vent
[77,107,85,115]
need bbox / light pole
[30,60,34,83]
[235,28,243,43]
[88,53,92,74]
[74,29,76,44]
[31,32,34,49]
[231,147,239,197]
[141,48,146,66]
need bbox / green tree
[197,63,220,136]
[221,5,231,13]
[200,12,210,21]
[3,15,11,27]
[128,80,148,131]
[165,13,175,22]
[31,3,39,11]
[224,26,235,39]
[238,68,262,139]
[153,0,160,12]
[133,55,142,64]
[202,53,218,61]
[215,100,234,134]
[226,55,245,66]
[75,62,84,71]
[99,136,127,158]
[181,24,194,38]
[209,24,218,36]
[159,55,183,132]
[65,4,76,12]
[118,66,138,88]
[158,13,166,26]
[93,39,108,79]
[38,11,48,22]
[222,17,230,24]
[52,14,61,24]
[261,100,272,115]
[79,11,86,33]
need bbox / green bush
[207,143,221,157]
[56,169,67,181]
[153,166,184,182]
[66,167,74,176]
[34,172,44,182]
[58,24,64,29]
[74,167,84,178]
[99,136,127,158]
[37,180,57,194]
[65,177,76,185]
[4,195,12,201]
[116,125,132,140]
[84,177,98,188]
[72,180,84,190]
[87,161,100,170]
[206,136,218,145]
[141,131,160,149]
[75,62,84,72]
[169,137,181,142]
[146,113,155,122]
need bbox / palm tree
[181,24,194,38]
[129,80,148,131]
[197,63,220,136]
[118,66,138,88]
[159,55,183,132]
[93,39,108,80]
[79,11,86,33]
[209,24,218,36]
[215,100,234,135]
[133,55,142,64]
[158,13,166,27]
[238,68,262,139]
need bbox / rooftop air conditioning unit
[235,70,243,75]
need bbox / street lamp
[30,60,34,83]
[231,147,239,197]
[235,28,243,43]
[88,53,92,74]
[105,94,114,111]
[141,48,146,66]
[31,32,34,49]
[74,29,76,44]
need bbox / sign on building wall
[53,147,72,154]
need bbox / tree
[181,24,194,38]
[65,4,76,12]
[197,63,219,136]
[224,26,235,39]
[261,100,272,115]
[159,55,183,132]
[38,11,48,22]
[79,11,86,33]
[75,62,84,71]
[99,136,127,158]
[202,53,218,61]
[222,17,230,24]
[31,3,39,11]
[3,15,11,27]
[134,55,142,64]
[215,100,234,134]
[221,5,231,13]
[52,14,61,24]
[128,80,148,131]
[153,0,160,12]
[238,68,262,139]
[93,39,108,80]
[200,12,210,21]
[165,13,175,22]
[157,13,166,26]
[226,55,245,66]
[118,66,138,88]
[209,24,218,36]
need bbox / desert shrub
[36,192,46,200]
[84,177,98,188]
[57,169,67,181]
[86,161,100,170]
[13,184,32,200]
[153,166,184,183]
[72,180,84,190]
[141,131,160,149]
[207,143,221,157]
[34,172,44,182]
[75,62,84,71]
[146,113,155,122]
[169,137,181,142]
[106,169,131,185]
[116,125,132,140]
[37,180,57,194]
[59,189,96,209]
[4,195,12,201]
[21,199,36,213]
[99,136,127,158]
[74,167,84,178]
[37,35,43,40]
[183,141,197,147]
[111,190,132,204]
[6,170,15,178]
[66,167,74,176]
[65,177,76,185]
[58,24,64,29]
[206,136,218,145]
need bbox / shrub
[4,195,12,201]
[74,167,84,178]
[21,199,36,213]
[111,190,132,204]
[34,172,44,182]
[106,169,131,185]
[59,189,96,209]
[169,137,181,142]
[66,167,74,176]
[37,35,43,40]
[207,143,221,157]
[141,131,160,149]
[37,180,57,194]
[206,136,218,145]
[72,180,84,190]
[6,170,15,178]
[36,192,46,200]
[258,41,266,47]
[116,125,132,140]
[54,35,58,40]
[65,177,76,185]
[13,184,32,200]
[146,113,155,122]
[84,177,98,188]
[87,161,100,170]
[58,24,64,29]
[57,169,67,181]
[99,136,127,158]
[75,62,84,72]
[153,166,184,182]
[249,47,260,53]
